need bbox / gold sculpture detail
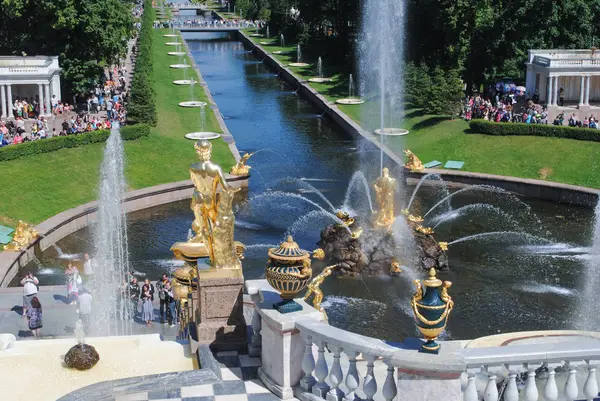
[3,221,39,251]
[404,149,424,171]
[416,226,434,235]
[390,260,402,274]
[312,248,325,260]
[351,228,363,239]
[373,167,397,228]
[212,186,243,269]
[304,264,337,318]
[438,242,448,251]
[336,211,355,226]
[229,152,254,176]
[407,214,424,223]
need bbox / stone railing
[245,279,600,401]
[550,59,600,67]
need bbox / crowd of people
[157,18,266,29]
[127,273,177,328]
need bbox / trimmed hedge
[469,120,600,142]
[0,124,150,162]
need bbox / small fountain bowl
[168,52,186,56]
[336,98,365,105]
[272,51,292,55]
[308,77,332,83]
[173,79,198,85]
[165,42,182,46]
[185,132,221,140]
[259,41,273,45]
[374,128,409,136]
[288,62,310,67]
[164,34,178,38]
[170,64,191,69]
[179,101,207,108]
[250,34,264,37]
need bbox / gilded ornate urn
[171,263,198,300]
[411,268,454,353]
[265,236,313,313]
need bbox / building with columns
[0,55,61,118]
[525,49,600,119]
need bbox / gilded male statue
[373,167,397,227]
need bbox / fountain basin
[166,42,182,46]
[0,334,193,401]
[173,79,198,85]
[259,42,273,45]
[374,128,409,136]
[250,34,264,37]
[170,64,191,69]
[185,132,221,140]
[335,98,365,105]
[163,34,178,38]
[308,77,333,83]
[179,101,208,108]
[272,51,291,55]
[168,52,186,56]
[288,62,310,67]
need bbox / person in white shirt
[20,272,39,317]
[83,253,96,280]
[78,290,93,333]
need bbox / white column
[580,75,586,106]
[44,83,51,115]
[547,75,554,105]
[553,76,560,106]
[6,85,13,118]
[0,85,6,118]
[38,84,44,116]
[585,76,591,106]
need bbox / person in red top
[13,133,23,144]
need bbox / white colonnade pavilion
[0,56,62,118]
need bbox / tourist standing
[106,99,113,120]
[26,297,43,338]
[83,253,96,283]
[164,281,177,327]
[141,279,154,327]
[128,277,141,321]
[156,273,169,324]
[78,289,93,333]
[20,272,39,317]
[65,262,81,305]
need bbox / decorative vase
[411,268,453,353]
[265,236,313,313]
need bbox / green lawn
[0,28,234,226]
[243,31,600,189]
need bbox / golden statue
[407,214,424,224]
[171,139,241,270]
[3,221,39,251]
[438,242,449,251]
[304,264,337,318]
[404,149,424,171]
[336,211,355,226]
[390,260,402,274]
[351,228,363,239]
[229,152,253,176]
[312,248,325,260]
[416,226,434,235]
[373,167,397,228]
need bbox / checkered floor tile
[116,351,285,401]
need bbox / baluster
[327,346,344,400]
[584,361,599,401]
[300,335,316,392]
[464,370,479,401]
[363,354,377,401]
[523,364,539,401]
[313,340,330,398]
[343,351,359,401]
[503,371,519,401]
[483,368,498,401]
[564,363,579,401]
[382,362,397,401]
[248,309,262,357]
[543,365,559,401]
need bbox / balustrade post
[543,364,559,401]
[382,361,397,401]
[313,340,331,398]
[584,360,599,401]
[463,370,479,401]
[483,366,499,401]
[564,362,579,401]
[300,335,316,392]
[523,363,540,401]
[363,354,378,401]
[343,351,359,401]
[248,308,262,357]
[504,372,519,401]
[327,346,344,401]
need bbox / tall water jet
[92,122,131,336]
[578,200,600,329]
[266,26,270,38]
[358,0,406,171]
[317,57,323,78]
[297,45,302,63]
[349,74,355,98]
[280,34,285,48]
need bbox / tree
[425,67,464,116]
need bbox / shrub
[0,124,150,162]
[469,120,600,142]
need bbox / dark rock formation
[319,216,448,275]
[64,343,100,370]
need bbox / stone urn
[64,343,100,370]
[265,236,312,313]
[410,268,454,353]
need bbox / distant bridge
[169,4,207,11]
[177,26,241,32]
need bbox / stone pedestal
[251,285,325,400]
[196,264,246,352]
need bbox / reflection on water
[12,32,597,341]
